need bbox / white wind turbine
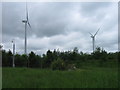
[22,2,31,55]
[89,27,100,53]
[12,39,15,67]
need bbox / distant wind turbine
[22,2,31,55]
[89,27,100,53]
[12,39,15,67]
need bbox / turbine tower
[22,2,31,55]
[89,27,100,53]
[12,39,15,67]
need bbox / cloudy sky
[2,2,118,55]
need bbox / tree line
[1,46,119,70]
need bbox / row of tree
[1,46,119,69]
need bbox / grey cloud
[2,2,118,54]
[80,2,111,17]
[30,3,76,37]
[2,2,33,39]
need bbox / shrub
[51,58,66,70]
[66,64,77,71]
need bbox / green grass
[2,67,118,88]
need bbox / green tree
[15,54,27,67]
[44,50,54,68]
[2,50,8,67]
[69,47,79,61]
[93,47,102,60]
[29,51,41,68]
[2,49,13,67]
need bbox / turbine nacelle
[91,36,94,38]
[22,20,27,23]
[11,39,15,44]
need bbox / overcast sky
[2,2,118,55]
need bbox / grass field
[2,67,118,88]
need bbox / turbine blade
[26,13,28,21]
[94,27,100,36]
[28,21,31,28]
[26,2,31,29]
[26,2,29,21]
[89,32,93,36]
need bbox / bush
[66,64,77,71]
[51,58,66,70]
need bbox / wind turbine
[89,27,100,53]
[12,39,15,67]
[22,2,31,55]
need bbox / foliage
[15,54,27,67]
[66,63,77,70]
[29,51,41,68]
[51,58,66,70]
[2,50,13,67]
[1,46,118,69]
